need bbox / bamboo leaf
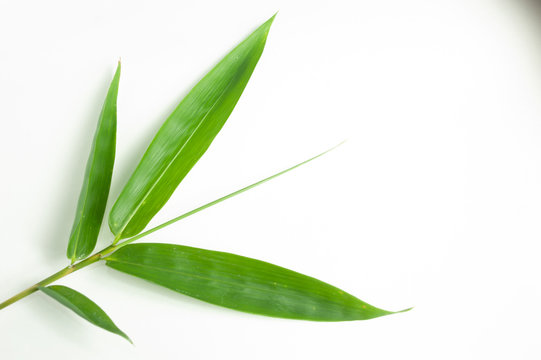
[67,63,120,262]
[106,243,409,321]
[124,144,343,245]
[109,15,275,240]
[39,285,131,343]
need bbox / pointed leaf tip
[109,17,274,239]
[265,13,277,27]
[39,285,131,343]
[106,243,404,322]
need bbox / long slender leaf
[39,285,131,343]
[67,63,120,262]
[106,243,409,321]
[123,144,343,245]
[109,15,275,240]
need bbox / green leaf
[123,144,343,245]
[109,15,275,240]
[67,63,120,263]
[106,243,409,321]
[39,285,131,343]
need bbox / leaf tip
[376,306,413,319]
[115,60,121,77]
[121,332,134,345]
[397,306,414,314]
[259,13,277,35]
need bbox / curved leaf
[39,285,131,343]
[67,63,120,262]
[106,243,409,321]
[109,15,275,240]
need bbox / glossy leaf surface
[67,63,120,262]
[109,16,275,240]
[106,243,405,321]
[39,285,131,343]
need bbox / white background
[1,0,541,358]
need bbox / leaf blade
[106,243,407,321]
[109,16,275,240]
[39,285,131,343]
[67,63,120,262]
[123,143,343,245]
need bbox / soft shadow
[520,0,541,18]
[516,0,541,35]
[512,0,541,71]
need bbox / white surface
[1,0,541,358]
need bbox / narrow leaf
[67,63,120,262]
[39,285,131,343]
[124,144,343,245]
[109,15,275,240]
[106,243,409,321]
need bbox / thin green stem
[109,142,344,251]
[0,144,343,310]
[0,267,70,310]
[0,246,114,310]
[112,234,122,246]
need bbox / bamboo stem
[0,247,114,310]
[0,150,332,310]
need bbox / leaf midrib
[42,288,95,324]
[106,257,334,304]
[115,74,238,238]
[69,111,106,260]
